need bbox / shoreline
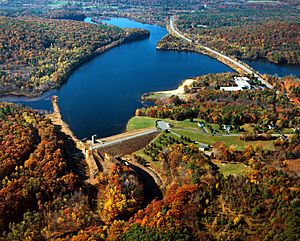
[164,23,300,66]
[0,28,150,99]
[142,78,196,101]
[157,33,258,77]
[99,13,166,27]
[163,19,273,89]
[45,96,83,150]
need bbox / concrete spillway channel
[116,157,163,206]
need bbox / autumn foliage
[0,17,124,96]
[0,103,78,237]
[0,103,299,240]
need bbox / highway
[169,17,273,89]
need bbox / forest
[180,20,300,64]
[118,140,300,240]
[176,6,300,64]
[0,91,299,240]
[45,10,86,21]
[177,6,299,29]
[0,102,146,240]
[0,17,149,97]
[0,0,299,240]
[0,103,80,238]
[2,0,298,28]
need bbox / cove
[2,18,299,139]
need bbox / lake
[2,17,299,139]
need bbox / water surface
[245,58,300,77]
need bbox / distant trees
[0,17,124,96]
[46,10,86,21]
[179,17,300,64]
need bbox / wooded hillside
[0,17,148,97]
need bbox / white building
[220,86,243,91]
[156,120,173,130]
[234,77,251,89]
[220,77,251,91]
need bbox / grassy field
[127,117,275,150]
[127,116,209,131]
[172,129,275,151]
[127,116,244,134]
[130,117,274,179]
[126,116,159,131]
[135,131,254,177]
[134,149,163,170]
[134,132,167,170]
[213,161,252,176]
[134,131,192,169]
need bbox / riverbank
[45,96,102,181]
[0,25,149,98]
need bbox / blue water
[1,17,299,139]
[244,59,300,78]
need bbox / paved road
[91,129,159,150]
[169,17,273,89]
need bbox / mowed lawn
[213,160,252,176]
[127,117,276,150]
[126,116,159,131]
[172,129,275,151]
[127,116,206,131]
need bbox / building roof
[199,143,209,148]
[220,86,243,91]
[220,76,251,91]
[195,142,209,148]
[234,77,251,88]
[156,121,171,130]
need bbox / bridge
[168,16,273,89]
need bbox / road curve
[169,17,273,89]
